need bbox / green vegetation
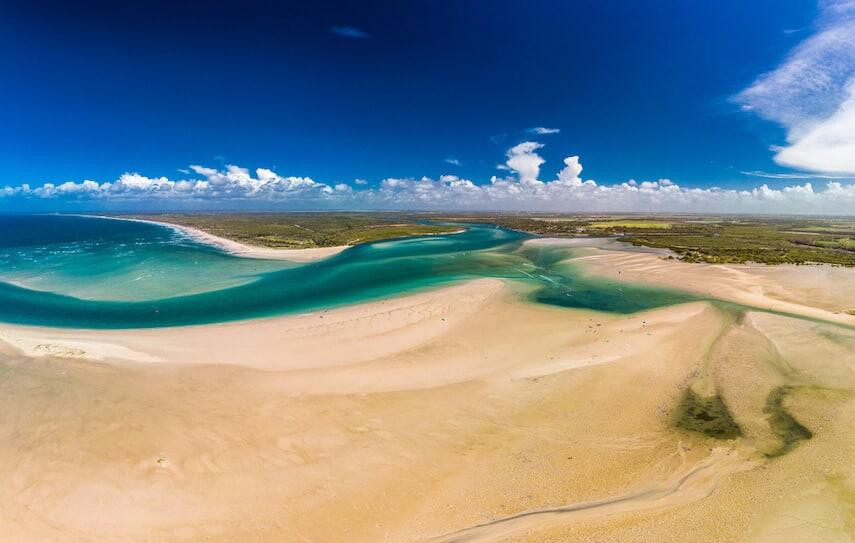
[763,386,812,458]
[674,388,742,440]
[585,219,673,229]
[813,238,855,250]
[118,212,855,266]
[672,385,812,454]
[118,213,462,249]
[428,214,855,267]
[620,217,855,266]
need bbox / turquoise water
[0,215,700,328]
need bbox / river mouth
[0,215,705,329]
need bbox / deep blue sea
[0,215,699,328]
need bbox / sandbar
[106,215,351,262]
[1,240,854,542]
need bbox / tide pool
[0,215,700,328]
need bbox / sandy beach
[168,223,350,262]
[111,216,351,262]
[1,238,854,542]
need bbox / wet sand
[1,241,854,542]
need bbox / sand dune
[1,242,854,542]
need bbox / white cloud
[5,148,855,214]
[113,173,173,192]
[12,166,336,203]
[527,127,560,135]
[190,165,218,176]
[772,82,855,172]
[556,156,584,186]
[445,156,461,166]
[741,169,855,179]
[504,141,545,184]
[360,151,855,214]
[736,0,855,174]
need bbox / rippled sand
[1,241,854,542]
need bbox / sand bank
[534,237,855,325]
[1,245,854,542]
[168,222,349,262]
[113,216,350,262]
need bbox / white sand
[113,216,350,262]
[168,222,349,261]
[1,241,854,542]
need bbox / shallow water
[0,214,703,328]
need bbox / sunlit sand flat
[2,236,854,542]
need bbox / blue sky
[2,0,855,213]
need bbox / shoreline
[1,235,855,542]
[523,237,855,325]
[108,216,463,262]
[162,222,351,262]
[94,214,351,262]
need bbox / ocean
[0,214,699,328]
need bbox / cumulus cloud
[556,156,585,186]
[361,145,855,213]
[9,166,336,203]
[526,127,561,135]
[5,147,855,214]
[375,175,483,207]
[736,0,855,174]
[504,141,545,184]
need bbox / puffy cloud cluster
[3,143,855,213]
[736,0,855,174]
[364,143,855,213]
[188,165,334,199]
[375,175,483,206]
[9,166,337,203]
[502,142,546,184]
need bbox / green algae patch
[764,386,812,458]
[674,388,742,440]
